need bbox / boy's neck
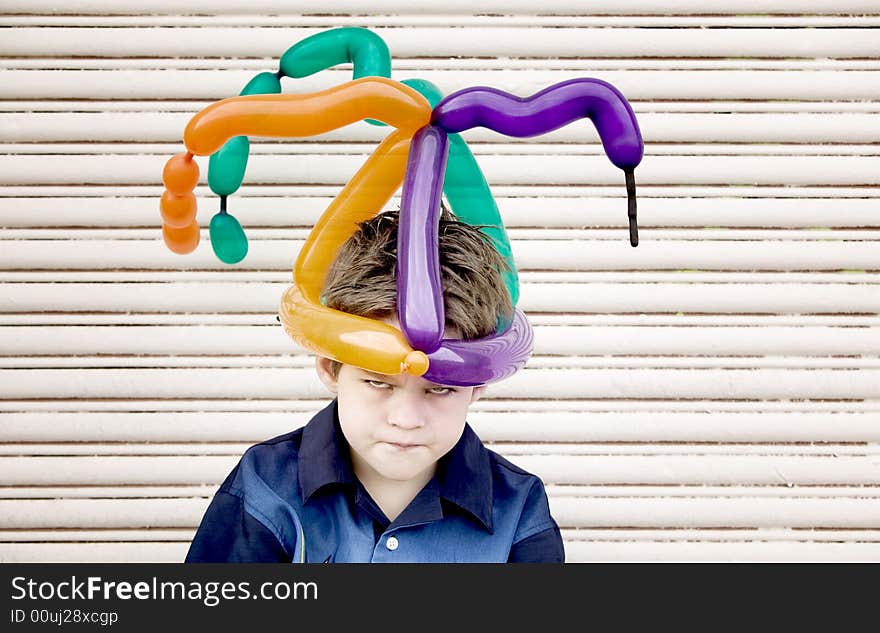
[351,456,436,523]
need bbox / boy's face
[315,354,486,488]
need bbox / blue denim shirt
[186,400,564,563]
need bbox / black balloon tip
[625,169,638,247]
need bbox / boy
[186,208,564,562]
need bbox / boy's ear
[315,356,339,394]
[469,384,487,404]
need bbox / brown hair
[321,207,512,376]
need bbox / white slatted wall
[1,1,879,562]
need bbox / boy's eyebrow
[359,369,452,389]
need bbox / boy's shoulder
[458,424,549,499]
[219,401,338,497]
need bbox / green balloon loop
[208,135,250,197]
[207,71,283,199]
[209,212,249,265]
[401,79,519,308]
[279,27,391,79]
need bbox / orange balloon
[183,77,431,156]
[160,190,198,228]
[163,221,200,254]
[162,153,199,194]
[279,284,428,377]
[294,127,412,303]
[166,77,438,376]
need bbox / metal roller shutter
[1,2,878,562]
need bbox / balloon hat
[159,28,644,387]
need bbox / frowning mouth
[381,441,424,451]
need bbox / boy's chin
[369,456,435,482]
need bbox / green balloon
[209,212,248,264]
[208,135,249,197]
[401,78,443,107]
[401,79,519,307]
[207,72,283,198]
[442,133,519,308]
[242,71,282,95]
[279,27,390,80]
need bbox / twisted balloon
[159,27,645,386]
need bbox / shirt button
[386,536,399,551]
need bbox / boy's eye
[365,380,391,389]
[363,380,454,395]
[428,386,454,395]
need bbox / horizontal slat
[4,154,879,188]
[563,541,880,562]
[2,271,878,284]
[9,142,880,158]
[8,99,880,113]
[4,399,873,413]
[563,527,880,541]
[4,17,880,29]
[5,69,880,100]
[3,238,880,270]
[0,529,195,541]
[6,527,880,545]
[4,312,877,327]
[6,58,880,72]
[2,453,880,486]
[3,496,879,529]
[550,497,880,528]
[7,1,880,17]
[4,443,880,457]
[3,410,880,442]
[2,366,880,399]
[3,281,877,314]
[14,228,879,241]
[7,485,880,500]
[6,354,880,370]
[0,499,201,528]
[4,27,879,58]
[0,487,217,500]
[2,196,880,230]
[0,542,189,562]
[7,112,880,144]
[4,323,879,356]
[4,184,875,200]
[4,18,880,32]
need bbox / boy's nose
[386,393,426,429]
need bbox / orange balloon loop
[162,221,200,254]
[294,127,413,304]
[182,77,432,156]
[279,284,429,377]
[160,190,198,228]
[162,152,199,195]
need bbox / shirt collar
[298,398,494,533]
[436,423,494,533]
[298,399,355,503]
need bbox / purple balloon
[432,78,643,247]
[397,125,449,354]
[432,78,643,169]
[423,308,534,387]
